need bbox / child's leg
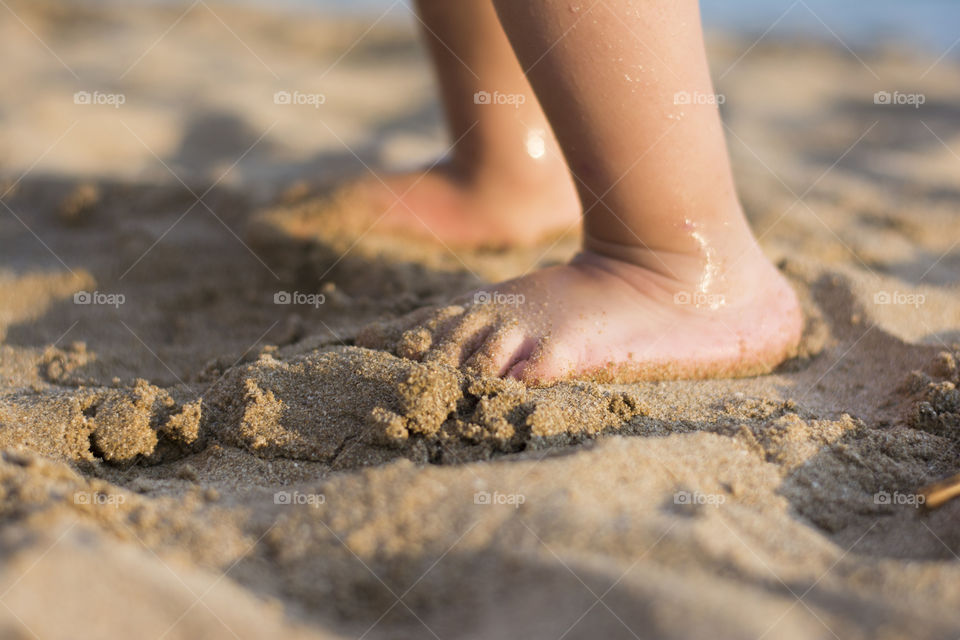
[319,0,579,247]
[359,0,802,384]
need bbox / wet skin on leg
[293,0,581,248]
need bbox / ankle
[452,152,575,199]
[577,230,777,307]
[583,199,765,276]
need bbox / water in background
[699,0,960,53]
[249,0,960,55]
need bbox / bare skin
[302,0,580,248]
[357,0,803,384]
[359,249,800,383]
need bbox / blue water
[699,0,960,53]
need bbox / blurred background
[148,0,960,50]
[2,0,957,191]
[2,0,959,319]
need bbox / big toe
[510,340,578,386]
[422,311,496,368]
[463,326,539,378]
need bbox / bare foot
[253,163,581,249]
[357,246,803,385]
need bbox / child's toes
[396,306,470,359]
[423,311,495,367]
[511,341,576,386]
[464,327,538,378]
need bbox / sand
[0,1,959,638]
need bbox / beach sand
[0,2,958,638]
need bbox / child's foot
[253,162,581,250]
[357,244,803,385]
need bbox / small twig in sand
[920,472,960,510]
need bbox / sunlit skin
[317,0,581,248]
[357,0,803,384]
